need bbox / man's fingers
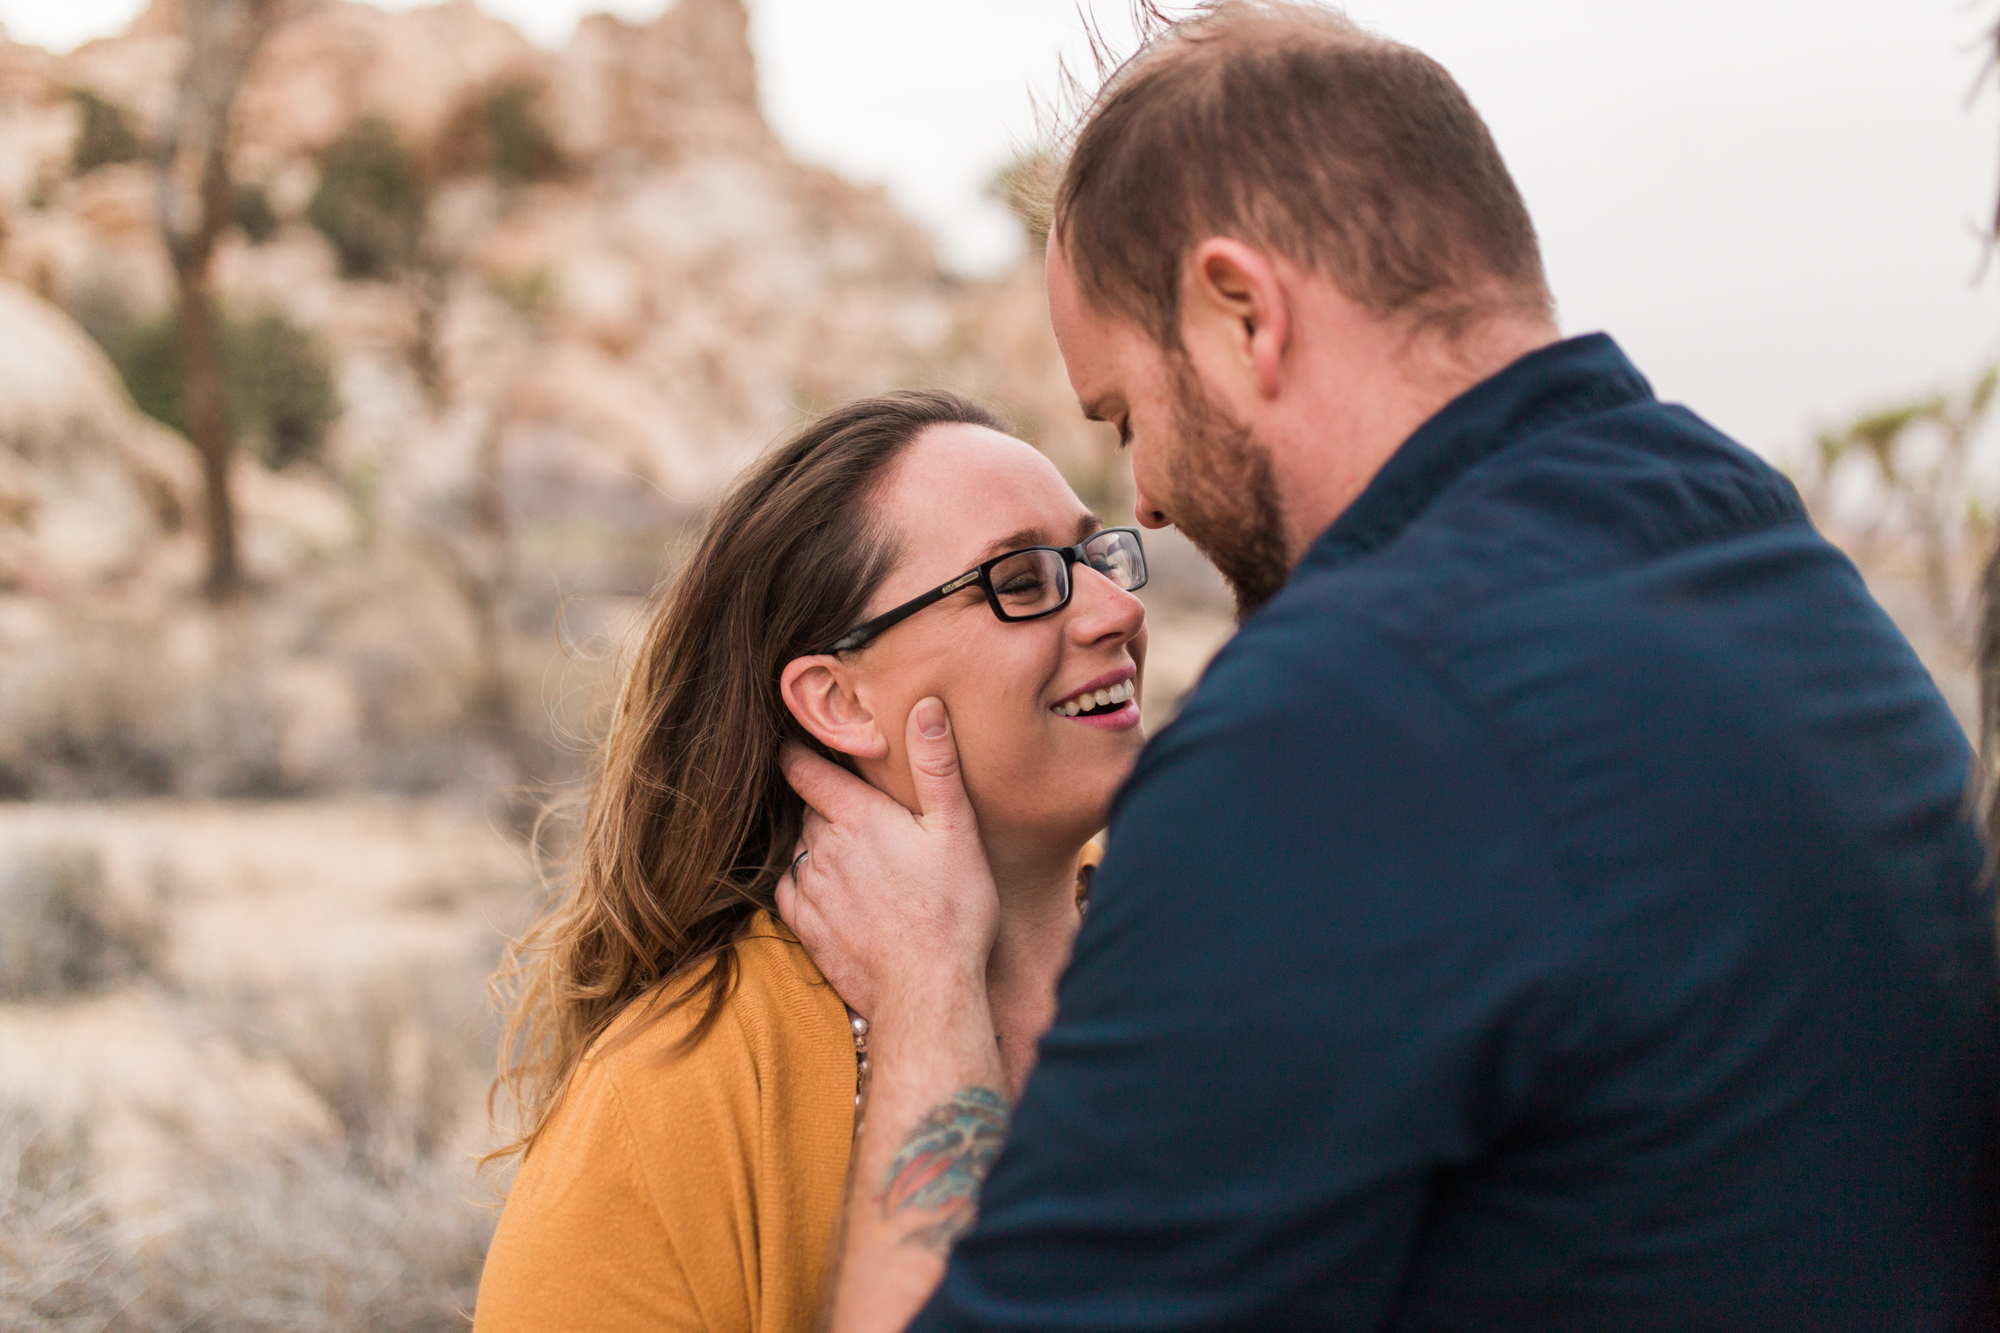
[774,867,798,926]
[904,697,974,829]
[775,863,822,943]
[781,741,888,821]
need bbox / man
[779,4,2000,1328]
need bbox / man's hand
[777,696,1010,1333]
[776,696,999,1023]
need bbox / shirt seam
[1301,462,1811,650]
[1315,368,1654,569]
[599,1074,705,1318]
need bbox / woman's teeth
[1053,679,1136,717]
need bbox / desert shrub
[233,181,280,244]
[0,614,287,800]
[0,1112,492,1333]
[0,622,178,797]
[489,265,556,319]
[434,76,563,188]
[215,966,497,1177]
[133,1142,492,1333]
[110,314,179,435]
[0,843,163,1001]
[114,305,340,469]
[68,89,142,176]
[0,1099,135,1331]
[0,563,541,800]
[133,969,500,1329]
[308,116,429,279]
[230,311,343,468]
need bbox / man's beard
[1166,363,1293,618]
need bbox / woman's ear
[780,655,889,760]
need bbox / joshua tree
[1977,10,2000,849]
[156,0,301,600]
[1811,372,1999,649]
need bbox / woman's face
[785,423,1148,856]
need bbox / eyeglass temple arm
[825,534,1136,654]
[823,570,979,653]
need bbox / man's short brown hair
[1054,2,1551,345]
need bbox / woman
[474,391,1149,1332]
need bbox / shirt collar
[1303,332,1655,573]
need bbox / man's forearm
[825,972,1009,1333]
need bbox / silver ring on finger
[791,848,811,878]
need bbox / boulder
[0,279,194,590]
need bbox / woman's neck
[981,832,1089,1097]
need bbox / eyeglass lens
[988,549,1069,618]
[1085,530,1145,590]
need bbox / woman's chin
[1066,734,1145,830]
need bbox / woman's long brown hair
[489,391,1005,1163]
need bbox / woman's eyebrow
[977,515,1103,562]
[980,528,1046,559]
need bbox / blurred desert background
[0,0,1995,1327]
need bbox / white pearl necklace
[846,1008,870,1124]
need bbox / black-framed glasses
[824,528,1148,653]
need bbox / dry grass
[209,966,500,1178]
[0,566,620,807]
[0,1094,493,1332]
[143,964,503,1329]
[0,957,502,1331]
[0,611,286,801]
[129,1137,492,1333]
[0,1101,135,1332]
[0,842,164,1002]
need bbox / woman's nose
[1066,565,1146,647]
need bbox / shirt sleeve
[911,613,1573,1331]
[474,1059,712,1333]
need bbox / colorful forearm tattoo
[879,1086,1011,1252]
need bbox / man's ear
[780,656,889,761]
[1184,237,1290,400]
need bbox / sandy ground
[0,798,536,1228]
[0,796,534,992]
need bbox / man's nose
[1132,484,1171,530]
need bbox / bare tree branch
[154,0,305,601]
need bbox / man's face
[1046,235,1292,615]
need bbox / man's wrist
[870,968,995,1065]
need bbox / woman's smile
[1049,666,1141,729]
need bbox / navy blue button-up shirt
[914,335,1999,1330]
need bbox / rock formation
[0,0,1213,800]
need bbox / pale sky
[2,0,1995,462]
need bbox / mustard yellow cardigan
[474,914,855,1333]
[476,844,1100,1332]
